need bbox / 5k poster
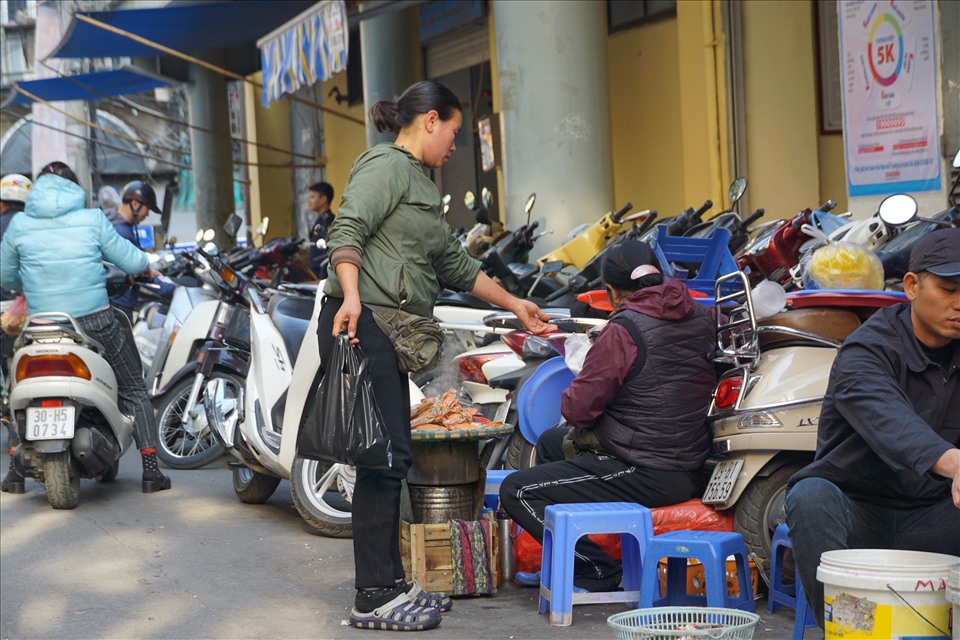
[839,0,941,197]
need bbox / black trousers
[500,426,701,591]
[786,477,960,628]
[317,297,413,589]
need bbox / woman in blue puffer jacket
[0,162,170,494]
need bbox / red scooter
[736,200,843,288]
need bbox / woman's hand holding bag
[297,333,392,469]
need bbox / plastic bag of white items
[800,242,884,290]
[564,333,594,375]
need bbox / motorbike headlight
[739,411,783,429]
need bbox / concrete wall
[606,16,687,219]
[319,74,368,213]
[243,72,294,240]
[741,0,821,219]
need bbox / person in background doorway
[786,227,960,630]
[307,181,335,279]
[0,162,171,494]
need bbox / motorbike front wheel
[153,372,241,469]
[43,451,81,509]
[233,466,281,504]
[290,457,353,538]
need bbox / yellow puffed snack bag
[801,242,884,290]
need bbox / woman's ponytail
[369,99,401,133]
[368,81,461,132]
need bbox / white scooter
[199,244,424,537]
[7,271,136,509]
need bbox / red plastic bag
[1,295,28,334]
[513,500,733,573]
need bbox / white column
[493,0,613,256]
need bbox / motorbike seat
[757,308,861,348]
[185,286,217,307]
[435,290,496,310]
[267,293,315,367]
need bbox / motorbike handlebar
[544,282,572,303]
[693,200,713,220]
[819,199,837,212]
[742,208,765,227]
[610,202,633,224]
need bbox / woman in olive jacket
[320,81,553,632]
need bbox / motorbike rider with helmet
[103,180,173,319]
[1,173,33,492]
[0,162,171,494]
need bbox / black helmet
[120,180,161,214]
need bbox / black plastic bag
[297,333,392,469]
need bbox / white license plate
[25,406,76,441]
[701,458,744,505]
[493,399,512,424]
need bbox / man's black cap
[908,227,960,277]
[602,239,661,289]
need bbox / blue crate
[652,226,740,297]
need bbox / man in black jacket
[307,181,335,279]
[786,227,960,629]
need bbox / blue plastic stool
[539,502,654,626]
[793,576,816,640]
[767,524,817,639]
[638,530,755,612]
[768,524,797,613]
[484,469,515,510]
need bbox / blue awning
[257,0,348,106]
[51,1,316,60]
[2,67,173,108]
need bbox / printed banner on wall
[839,0,941,197]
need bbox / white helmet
[1,174,32,204]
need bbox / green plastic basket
[607,607,761,640]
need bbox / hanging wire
[35,59,328,164]
[69,13,366,126]
[10,86,326,170]
[18,116,251,184]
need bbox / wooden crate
[400,518,500,595]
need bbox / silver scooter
[8,306,134,509]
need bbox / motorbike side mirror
[255,217,270,239]
[524,193,537,215]
[464,191,477,211]
[442,194,451,215]
[481,187,493,209]
[223,213,242,239]
[728,177,747,208]
[540,260,563,276]
[877,193,918,227]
